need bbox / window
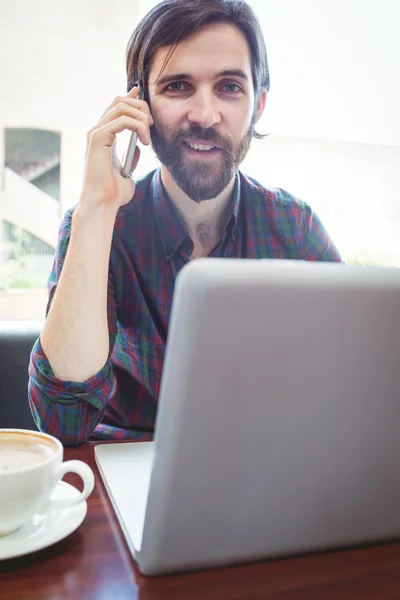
[5,128,61,201]
[245,0,400,266]
[1,128,60,318]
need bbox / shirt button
[183,239,192,253]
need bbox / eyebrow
[155,69,249,86]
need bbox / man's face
[148,23,266,202]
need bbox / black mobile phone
[121,82,144,178]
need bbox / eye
[165,82,189,92]
[220,82,242,94]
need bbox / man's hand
[40,87,153,384]
[82,86,154,209]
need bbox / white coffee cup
[0,428,95,536]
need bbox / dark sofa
[0,322,42,430]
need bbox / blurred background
[0,0,399,319]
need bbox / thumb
[130,145,141,175]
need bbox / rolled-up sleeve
[28,208,118,446]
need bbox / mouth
[183,140,221,157]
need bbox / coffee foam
[0,432,57,473]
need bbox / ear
[255,90,267,123]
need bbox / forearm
[41,201,118,382]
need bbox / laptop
[95,258,400,576]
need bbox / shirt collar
[151,168,241,261]
[222,171,240,241]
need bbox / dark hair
[126,0,270,139]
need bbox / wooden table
[1,442,400,600]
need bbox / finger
[99,87,139,119]
[131,99,154,126]
[97,104,153,130]
[99,98,154,127]
[127,84,141,98]
[126,86,154,124]
[116,96,154,125]
[100,89,154,124]
[89,116,151,148]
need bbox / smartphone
[121,82,144,178]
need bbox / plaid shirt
[28,168,342,445]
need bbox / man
[28,0,342,445]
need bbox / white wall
[0,0,141,213]
[1,0,399,268]
[253,0,400,147]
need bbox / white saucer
[0,480,87,561]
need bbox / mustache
[171,126,234,154]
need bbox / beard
[150,115,256,202]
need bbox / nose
[187,88,221,129]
